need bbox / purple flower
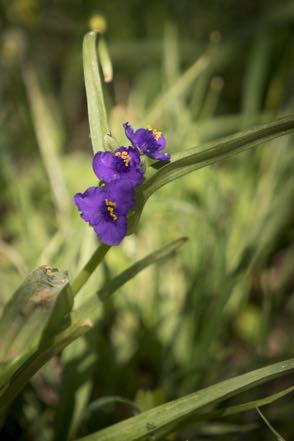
[73,180,135,246]
[92,146,143,186]
[123,122,171,161]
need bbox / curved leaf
[76,358,294,441]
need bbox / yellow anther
[105,198,116,207]
[153,129,162,141]
[105,198,118,220]
[115,150,130,167]
[146,124,162,141]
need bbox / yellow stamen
[105,199,118,220]
[146,124,162,141]
[105,198,117,207]
[115,150,130,167]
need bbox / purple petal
[93,215,128,246]
[92,151,118,182]
[113,146,143,185]
[73,186,104,224]
[123,122,135,144]
[151,150,171,161]
[133,128,153,151]
[105,180,135,214]
[93,147,143,186]
[123,124,170,161]
[157,135,166,150]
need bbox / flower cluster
[74,122,170,245]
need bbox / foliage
[0,2,293,440]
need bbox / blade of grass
[145,51,209,124]
[53,335,97,441]
[256,407,286,441]
[71,243,110,296]
[85,396,141,416]
[22,62,69,222]
[75,359,294,441]
[242,31,271,126]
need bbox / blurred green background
[0,1,294,440]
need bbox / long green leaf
[83,31,109,152]
[142,116,294,199]
[76,358,294,441]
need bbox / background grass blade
[97,237,188,301]
[22,62,69,223]
[142,116,294,199]
[241,31,271,126]
[76,359,294,441]
[256,407,286,441]
[53,336,97,441]
[83,31,109,152]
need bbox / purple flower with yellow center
[73,180,135,246]
[123,122,171,161]
[92,146,143,186]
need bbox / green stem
[71,244,110,295]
